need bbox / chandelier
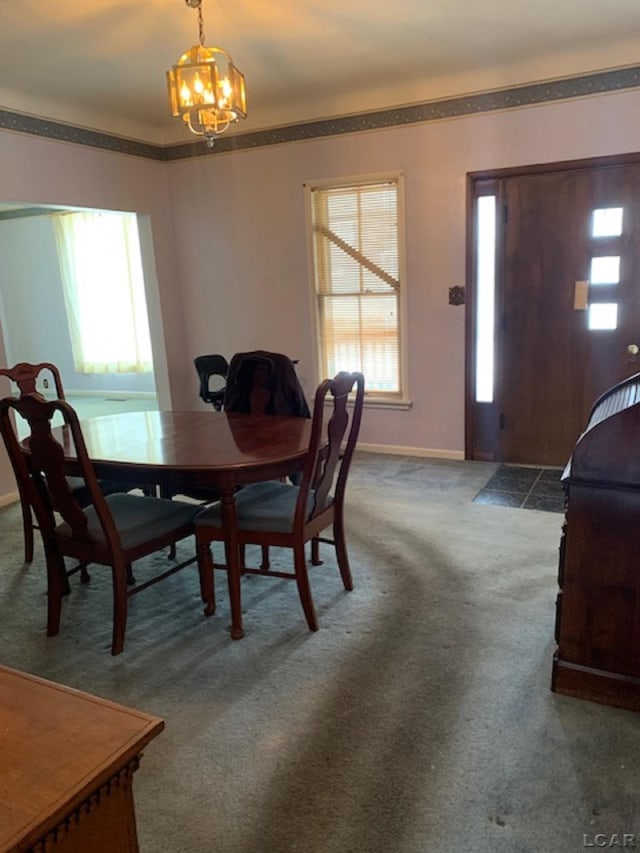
[166,0,247,148]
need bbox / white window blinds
[310,177,403,397]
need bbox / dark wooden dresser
[552,371,640,711]
[0,665,164,852]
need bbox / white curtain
[52,211,153,374]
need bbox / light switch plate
[574,280,588,310]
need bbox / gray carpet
[1,453,639,853]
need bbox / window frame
[304,171,409,408]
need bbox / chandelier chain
[197,2,205,46]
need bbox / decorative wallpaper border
[0,109,164,160]
[2,65,640,163]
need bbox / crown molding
[2,65,640,163]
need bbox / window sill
[322,396,412,411]
[363,397,413,411]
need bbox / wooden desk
[552,371,640,711]
[46,410,313,640]
[0,665,163,852]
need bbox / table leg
[219,484,244,640]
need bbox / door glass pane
[590,255,620,285]
[588,303,618,330]
[592,207,623,238]
[475,195,496,403]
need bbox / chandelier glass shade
[167,0,246,147]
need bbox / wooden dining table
[45,409,313,640]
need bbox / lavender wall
[1,89,640,499]
[164,90,640,454]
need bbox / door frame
[465,151,640,462]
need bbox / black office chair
[194,354,229,412]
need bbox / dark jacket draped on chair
[223,351,310,418]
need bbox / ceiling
[1,0,640,147]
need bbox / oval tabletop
[46,410,312,482]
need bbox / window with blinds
[307,174,405,399]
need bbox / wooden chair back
[297,371,365,526]
[0,394,119,552]
[0,361,66,399]
[0,360,143,564]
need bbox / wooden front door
[468,157,640,466]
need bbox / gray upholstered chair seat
[195,481,327,533]
[64,475,128,509]
[57,493,199,550]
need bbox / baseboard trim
[0,490,19,508]
[63,390,157,399]
[357,443,464,460]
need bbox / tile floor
[473,464,566,513]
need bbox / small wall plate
[449,285,465,306]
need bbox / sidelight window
[475,194,497,403]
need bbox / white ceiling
[1,0,640,146]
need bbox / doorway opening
[0,203,159,433]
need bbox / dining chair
[0,393,208,655]
[224,350,311,569]
[0,361,129,564]
[194,371,365,636]
[194,353,229,412]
